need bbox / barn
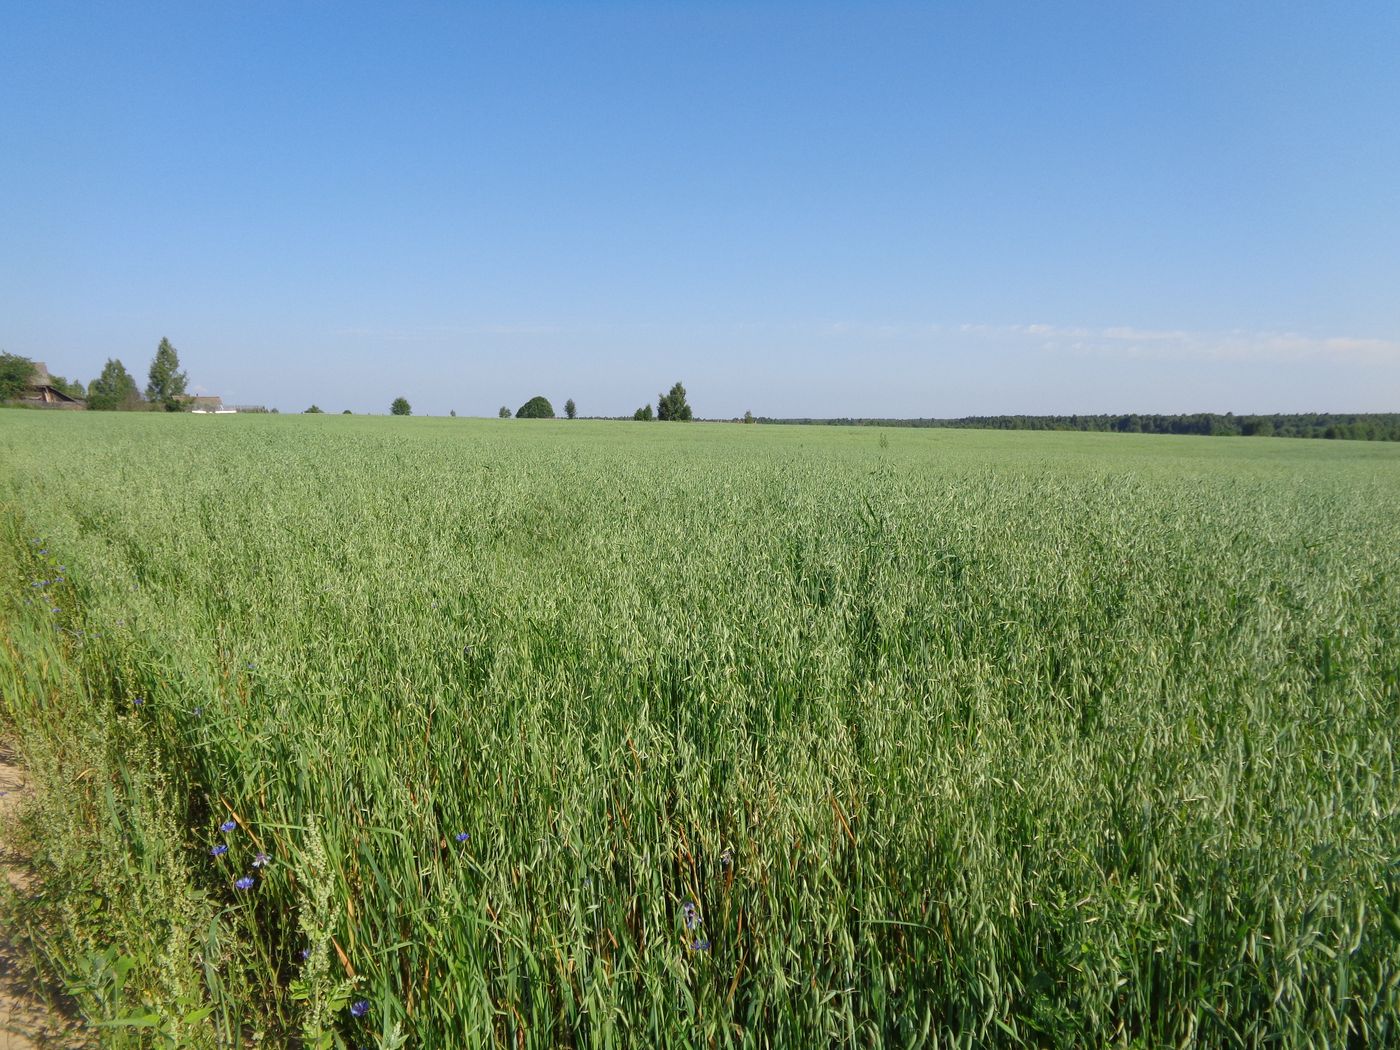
[19,362,84,408]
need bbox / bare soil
[0,748,82,1049]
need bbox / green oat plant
[1,411,1398,1047]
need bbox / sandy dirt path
[0,748,80,1049]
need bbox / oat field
[2,412,1398,1048]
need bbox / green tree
[516,395,555,419]
[743,410,755,424]
[304,405,324,414]
[499,406,511,418]
[342,409,352,414]
[633,404,653,421]
[146,337,189,411]
[51,375,86,399]
[391,397,412,416]
[87,358,142,411]
[0,352,37,402]
[657,381,693,421]
[449,410,456,418]
[564,398,577,419]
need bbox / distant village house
[184,394,234,413]
[20,362,83,408]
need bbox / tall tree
[0,352,37,401]
[516,396,555,419]
[656,381,693,421]
[633,404,653,421]
[87,358,142,411]
[564,398,577,419]
[146,337,189,411]
[391,397,412,416]
[499,406,512,418]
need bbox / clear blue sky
[3,2,1398,417]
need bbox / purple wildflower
[690,938,711,952]
[253,851,270,867]
[350,1000,369,1018]
[455,832,470,843]
[234,876,255,891]
[682,901,701,930]
[298,947,311,961]
[219,820,237,833]
[210,844,228,857]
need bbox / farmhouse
[185,395,236,414]
[19,362,83,408]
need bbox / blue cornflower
[38,548,47,555]
[455,832,470,843]
[298,947,311,961]
[682,902,701,930]
[219,820,237,833]
[350,1000,369,1018]
[690,938,711,952]
[253,852,270,867]
[50,606,60,614]
[132,697,144,707]
[210,844,228,857]
[234,876,255,890]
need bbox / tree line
[0,339,195,411]
[757,412,1400,442]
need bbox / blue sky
[2,2,1397,417]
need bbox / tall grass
[2,413,1398,1047]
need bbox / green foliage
[145,338,188,411]
[0,351,37,401]
[51,374,86,399]
[390,397,411,416]
[498,406,511,418]
[657,381,692,421]
[764,412,1400,441]
[342,410,352,415]
[516,395,555,419]
[3,419,1400,1047]
[564,398,577,419]
[743,409,755,424]
[304,405,324,414]
[633,403,653,420]
[86,358,142,410]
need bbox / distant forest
[757,413,1400,441]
